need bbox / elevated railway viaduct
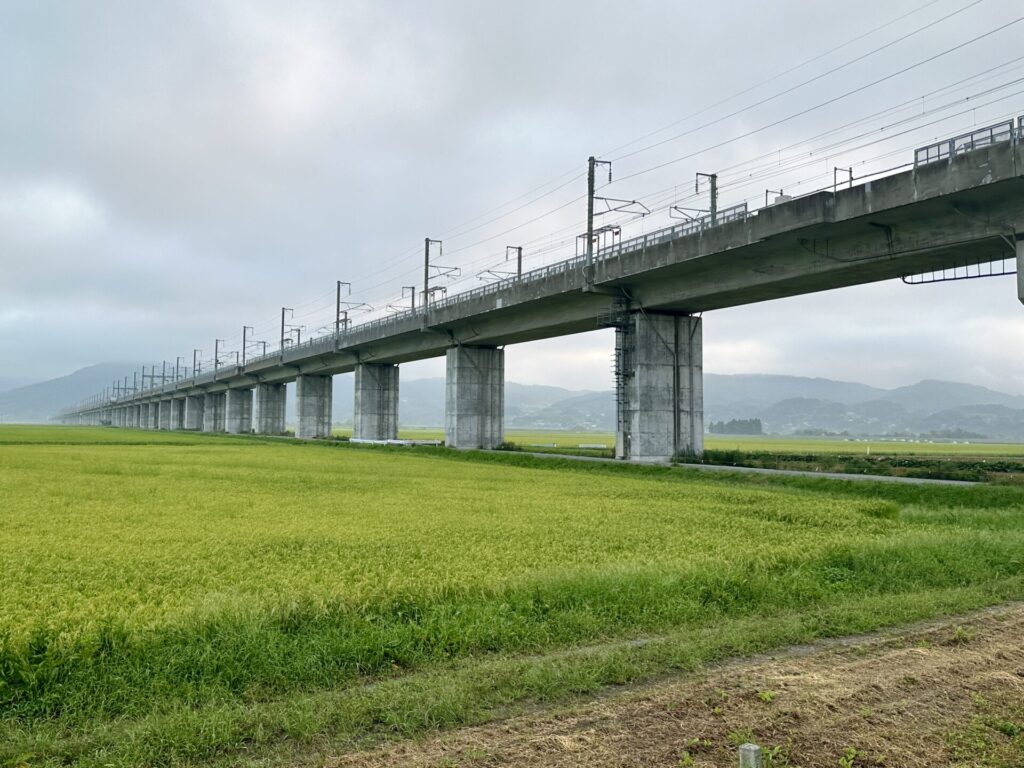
[63,122,1024,461]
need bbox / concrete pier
[140,403,151,429]
[295,374,332,438]
[615,312,702,462]
[444,346,504,449]
[253,383,287,435]
[184,394,204,430]
[1017,235,1023,305]
[170,399,184,430]
[202,392,225,432]
[225,389,253,434]
[158,400,172,430]
[353,364,399,441]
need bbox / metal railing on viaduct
[61,119,1024,461]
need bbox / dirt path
[329,604,1024,768]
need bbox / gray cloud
[2,0,1023,394]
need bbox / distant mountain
[877,379,1024,413]
[759,398,911,436]
[0,376,40,395]
[705,373,884,408]
[0,363,142,423]
[910,404,1024,441]
[9,363,1024,441]
[508,390,616,431]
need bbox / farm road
[327,603,1024,767]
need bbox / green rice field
[2,425,1024,766]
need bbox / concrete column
[139,403,149,429]
[353,364,399,440]
[295,374,332,439]
[169,399,184,430]
[253,383,287,435]
[1017,236,1023,305]
[615,312,703,462]
[202,392,225,433]
[158,400,172,430]
[184,394,205,430]
[225,389,253,434]
[444,346,504,449]
[130,405,140,428]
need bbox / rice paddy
[1,425,1023,766]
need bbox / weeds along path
[1,426,1023,766]
[329,603,1024,768]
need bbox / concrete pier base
[225,389,253,434]
[353,364,399,440]
[296,375,332,438]
[184,394,204,430]
[253,383,287,435]
[444,346,504,449]
[615,312,703,462]
[202,392,225,432]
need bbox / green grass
[334,426,615,449]
[701,434,1024,456]
[332,426,1024,456]
[2,426,1024,766]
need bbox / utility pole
[242,326,253,365]
[175,356,184,381]
[424,238,432,312]
[281,308,292,354]
[421,237,442,315]
[507,246,523,278]
[403,285,416,313]
[585,156,613,287]
[214,339,223,372]
[161,360,167,385]
[193,349,202,376]
[696,172,718,225]
[586,157,595,283]
[335,282,351,334]
[133,371,138,393]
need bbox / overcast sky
[3,0,1024,394]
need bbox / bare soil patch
[328,604,1024,768]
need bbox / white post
[739,744,763,768]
